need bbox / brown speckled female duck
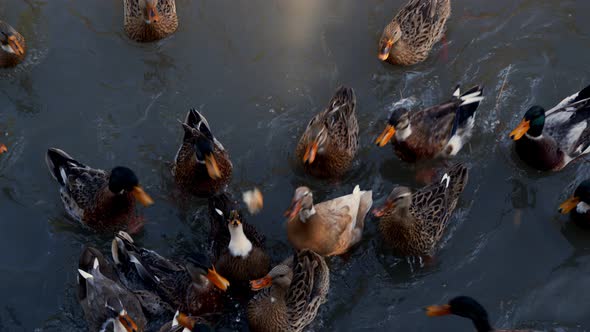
[375,85,484,162]
[373,163,468,256]
[0,20,26,67]
[45,148,153,231]
[247,250,329,332]
[124,0,178,42]
[296,86,359,178]
[378,0,451,66]
[173,109,232,196]
[509,85,590,171]
[427,296,532,332]
[284,185,372,256]
[208,193,270,287]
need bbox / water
[1,0,590,331]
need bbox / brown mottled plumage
[208,193,270,288]
[285,185,372,257]
[45,148,153,232]
[296,86,359,178]
[378,0,450,66]
[0,20,26,67]
[124,0,178,42]
[375,85,484,162]
[510,85,590,172]
[374,163,468,256]
[173,109,232,196]
[247,250,329,332]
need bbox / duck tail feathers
[45,148,85,185]
[574,84,590,103]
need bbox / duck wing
[410,163,469,245]
[286,250,330,331]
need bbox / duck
[378,0,451,66]
[373,163,468,256]
[124,0,178,42]
[208,193,270,287]
[173,109,232,196]
[558,179,590,229]
[247,249,329,332]
[112,231,229,318]
[158,311,213,332]
[295,86,359,178]
[375,85,484,162]
[426,296,531,332]
[284,185,372,256]
[0,20,26,67]
[78,246,147,332]
[45,148,153,232]
[509,85,590,171]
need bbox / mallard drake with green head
[375,85,484,162]
[509,85,590,171]
[78,246,146,332]
[208,193,270,287]
[173,109,232,196]
[284,185,372,256]
[373,163,468,256]
[296,86,359,178]
[378,0,451,66]
[124,0,178,42]
[558,179,590,229]
[0,20,26,67]
[45,148,154,231]
[112,231,229,318]
[426,296,531,332]
[247,250,329,332]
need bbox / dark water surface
[2,0,590,331]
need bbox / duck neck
[228,225,252,258]
[395,124,412,141]
[298,205,316,222]
[471,317,493,332]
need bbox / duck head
[284,186,314,221]
[372,186,411,217]
[426,296,493,332]
[375,108,410,146]
[188,263,230,292]
[302,123,329,164]
[193,135,222,180]
[105,307,139,332]
[378,22,402,61]
[141,0,160,24]
[250,263,292,291]
[109,167,154,206]
[0,30,25,57]
[509,106,545,140]
[227,210,253,257]
[559,179,590,215]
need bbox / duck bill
[205,154,222,179]
[425,304,452,317]
[132,186,154,206]
[145,3,160,24]
[378,41,393,61]
[118,311,139,332]
[559,196,580,214]
[303,141,319,164]
[284,199,302,219]
[372,200,393,218]
[509,119,530,141]
[176,312,195,330]
[207,266,230,291]
[374,124,396,147]
[250,275,272,290]
[0,144,7,154]
[7,36,24,57]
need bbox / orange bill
[132,186,154,207]
[176,312,195,330]
[0,144,7,154]
[145,3,160,23]
[284,199,302,219]
[425,304,452,317]
[8,36,24,57]
[250,275,272,290]
[372,200,394,218]
[207,266,230,291]
[303,141,319,164]
[558,196,580,214]
[118,310,139,332]
[374,124,396,147]
[378,39,394,61]
[205,154,222,179]
[509,119,530,141]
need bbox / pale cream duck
[284,185,372,256]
